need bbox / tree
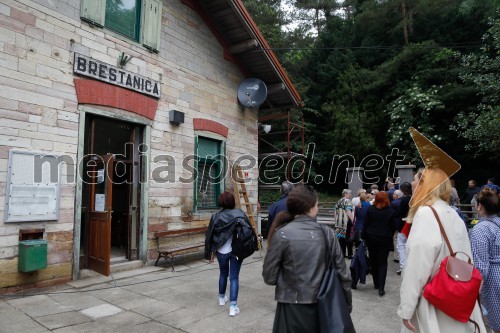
[454,14,500,158]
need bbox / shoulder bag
[318,225,356,333]
[422,206,482,331]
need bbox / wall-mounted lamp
[258,123,271,134]
[169,110,184,125]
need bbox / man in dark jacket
[461,179,480,204]
[267,181,294,229]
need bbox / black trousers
[338,237,353,258]
[339,220,354,257]
[366,238,391,290]
[273,302,319,333]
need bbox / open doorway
[80,115,143,275]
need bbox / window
[195,137,225,209]
[80,0,162,52]
[105,0,140,41]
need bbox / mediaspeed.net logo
[408,127,461,208]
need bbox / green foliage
[454,14,500,157]
[385,83,445,162]
[244,0,499,193]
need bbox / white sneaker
[219,295,227,306]
[229,305,240,317]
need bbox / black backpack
[232,215,258,260]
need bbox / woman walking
[204,191,246,317]
[353,192,371,245]
[263,184,352,332]
[469,188,500,333]
[362,191,396,296]
[398,168,485,332]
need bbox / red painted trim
[74,79,158,120]
[193,118,229,138]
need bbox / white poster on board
[95,194,106,212]
[5,150,61,222]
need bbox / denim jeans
[216,251,243,305]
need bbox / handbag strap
[320,225,333,268]
[427,206,455,256]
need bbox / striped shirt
[469,215,500,331]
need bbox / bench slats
[157,242,204,254]
[154,227,207,271]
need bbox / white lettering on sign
[73,53,161,98]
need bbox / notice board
[4,150,61,222]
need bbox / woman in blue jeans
[204,191,246,317]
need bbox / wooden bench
[154,226,207,271]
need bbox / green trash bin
[18,239,47,272]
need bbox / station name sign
[73,53,160,98]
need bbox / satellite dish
[237,78,267,108]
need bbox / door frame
[72,105,152,280]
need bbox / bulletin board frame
[4,150,61,222]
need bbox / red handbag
[422,206,482,326]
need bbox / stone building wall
[0,0,258,290]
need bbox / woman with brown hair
[362,191,396,296]
[397,168,485,332]
[263,184,352,332]
[204,191,247,317]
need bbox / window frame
[104,0,142,42]
[194,135,226,211]
[80,0,162,53]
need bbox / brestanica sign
[73,53,161,98]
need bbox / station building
[0,0,300,291]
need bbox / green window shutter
[80,0,105,27]
[142,0,162,53]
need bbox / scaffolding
[258,108,305,189]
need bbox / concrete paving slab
[0,300,15,313]
[0,307,33,325]
[80,304,122,319]
[88,287,138,302]
[34,311,92,330]
[113,297,182,318]
[155,300,226,328]
[0,315,51,333]
[52,320,113,333]
[7,294,72,318]
[4,247,406,332]
[239,311,276,332]
[94,310,150,327]
[118,321,184,333]
[48,293,107,311]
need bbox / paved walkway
[0,250,403,333]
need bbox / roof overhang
[181,0,302,111]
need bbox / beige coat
[398,200,485,333]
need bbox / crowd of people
[204,172,499,333]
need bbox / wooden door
[88,154,114,276]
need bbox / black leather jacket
[204,208,245,260]
[263,215,352,309]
